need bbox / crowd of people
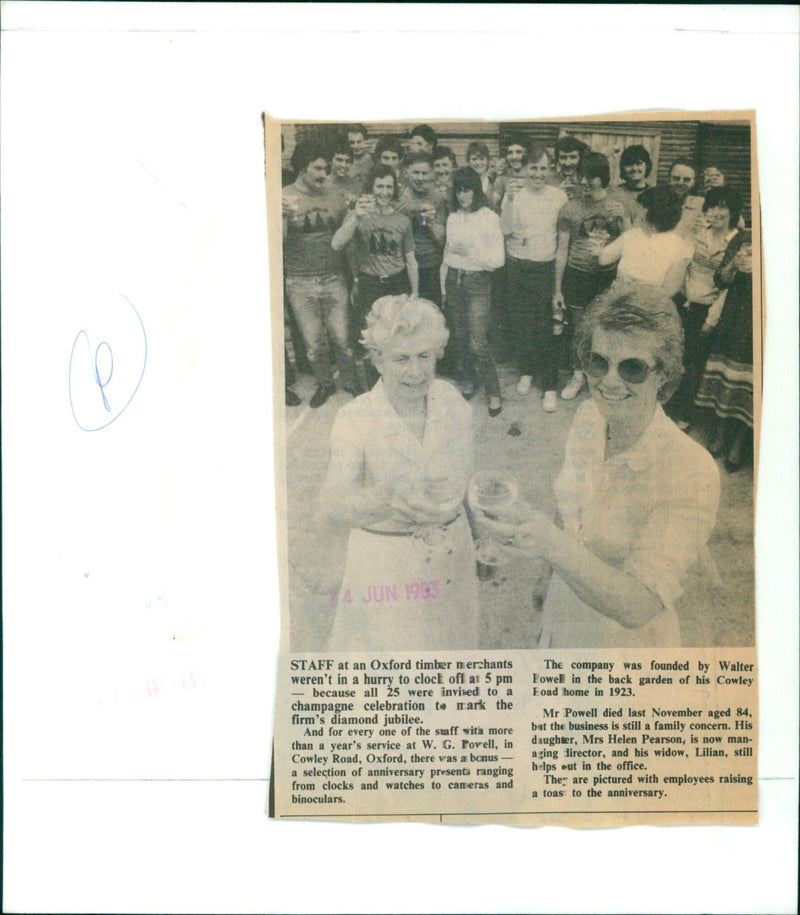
[281,122,754,651]
[281,122,754,472]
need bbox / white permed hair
[360,295,449,357]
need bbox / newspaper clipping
[267,113,759,826]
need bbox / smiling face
[433,156,454,182]
[705,205,732,232]
[622,159,647,188]
[585,328,664,430]
[506,144,526,172]
[374,331,439,405]
[408,161,434,194]
[558,149,581,176]
[525,154,550,190]
[734,243,753,274]
[302,157,329,191]
[456,187,475,211]
[580,174,605,198]
[669,164,696,199]
[331,153,352,179]
[347,131,367,159]
[379,150,400,170]
[468,153,488,176]
[371,174,396,207]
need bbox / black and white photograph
[276,115,758,653]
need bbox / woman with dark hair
[443,167,506,415]
[593,186,693,297]
[331,164,417,373]
[666,186,744,429]
[617,143,653,205]
[466,140,493,196]
[374,134,404,173]
[478,285,720,648]
[694,231,755,472]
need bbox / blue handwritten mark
[68,294,147,431]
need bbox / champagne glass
[468,470,520,566]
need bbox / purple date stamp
[325,581,440,607]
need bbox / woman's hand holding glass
[469,470,529,565]
[387,464,465,556]
[387,463,463,524]
[476,508,555,562]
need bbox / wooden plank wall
[284,120,752,221]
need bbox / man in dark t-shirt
[551,136,590,201]
[397,153,447,307]
[555,151,636,399]
[283,141,359,407]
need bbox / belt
[449,267,487,277]
[360,270,404,284]
[362,511,461,537]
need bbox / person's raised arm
[332,194,373,251]
[401,216,419,295]
[481,512,664,628]
[429,197,447,246]
[331,209,360,252]
[406,252,419,296]
[319,437,392,528]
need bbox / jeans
[352,270,411,352]
[417,253,443,308]
[284,273,357,389]
[445,268,501,398]
[506,256,559,390]
[562,266,616,370]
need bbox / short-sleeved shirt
[558,193,632,275]
[684,227,740,306]
[501,184,568,262]
[352,210,415,277]
[283,182,346,277]
[540,399,720,648]
[397,187,447,262]
[616,227,693,288]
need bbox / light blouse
[444,206,505,272]
[540,399,720,648]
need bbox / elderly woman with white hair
[320,294,479,651]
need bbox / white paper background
[2,3,798,913]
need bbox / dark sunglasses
[581,352,659,385]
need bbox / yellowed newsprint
[267,112,759,825]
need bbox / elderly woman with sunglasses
[480,284,719,648]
